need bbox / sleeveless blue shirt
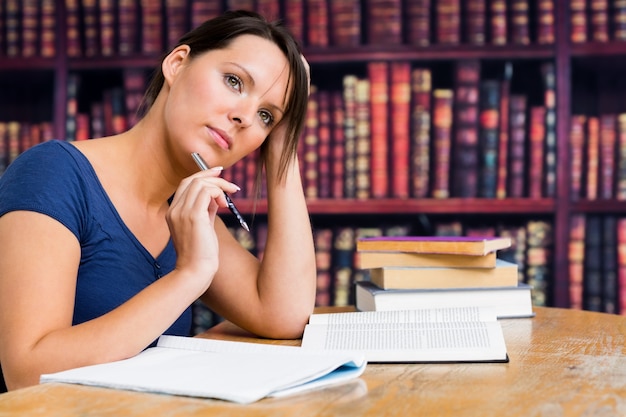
[0,140,192,339]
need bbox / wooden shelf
[571,41,626,57]
[570,200,626,213]
[0,57,57,70]
[230,198,556,215]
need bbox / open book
[301,307,509,363]
[40,336,366,404]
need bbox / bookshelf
[1,1,626,315]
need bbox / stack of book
[355,236,534,318]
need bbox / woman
[0,10,315,390]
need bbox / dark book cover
[584,215,603,311]
[410,68,432,198]
[478,80,500,198]
[507,95,527,198]
[329,0,361,46]
[432,89,454,199]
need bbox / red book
[41,0,58,56]
[390,61,412,199]
[617,218,626,314]
[614,0,626,41]
[329,0,361,46]
[528,106,546,198]
[436,0,461,44]
[5,0,19,57]
[141,0,163,54]
[568,214,586,310]
[366,0,402,45]
[284,0,304,44]
[317,90,332,198]
[256,0,281,21]
[165,0,188,49]
[432,89,454,199]
[585,116,600,200]
[569,115,587,201]
[190,0,222,29]
[368,62,389,198]
[306,0,329,47]
[617,113,626,200]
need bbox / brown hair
[138,10,309,186]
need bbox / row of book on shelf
[60,59,558,200]
[570,113,626,201]
[568,214,626,315]
[0,0,560,59]
[189,218,554,334]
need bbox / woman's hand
[166,168,240,293]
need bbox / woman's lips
[208,127,231,150]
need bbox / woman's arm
[203,126,317,339]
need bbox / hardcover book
[357,235,512,255]
[355,280,534,318]
[357,250,498,269]
[368,259,519,290]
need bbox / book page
[308,306,497,325]
[41,337,366,404]
[302,308,507,363]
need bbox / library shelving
[2,1,626,315]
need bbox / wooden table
[0,307,624,416]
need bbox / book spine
[536,0,555,44]
[82,0,99,56]
[507,95,527,198]
[568,213,586,309]
[465,0,486,45]
[41,0,57,57]
[510,0,530,45]
[140,0,163,54]
[303,86,319,199]
[570,0,588,43]
[526,220,553,306]
[542,62,557,198]
[599,114,616,199]
[496,67,511,199]
[410,68,432,198]
[189,0,222,29]
[99,0,116,56]
[528,106,546,198]
[436,0,461,44]
[0,123,7,174]
[617,113,626,200]
[478,80,500,198]
[490,0,507,45]
[5,0,19,57]
[306,0,329,47]
[618,218,626,314]
[332,227,356,307]
[602,215,618,313]
[584,215,603,311]
[317,90,332,198]
[123,68,147,128]
[589,0,609,42]
[390,61,412,198]
[586,116,600,200]
[330,91,345,199]
[0,0,4,57]
[343,75,358,198]
[284,0,305,44]
[405,0,431,46]
[614,0,626,41]
[21,0,38,58]
[366,0,402,45]
[256,0,281,21]
[165,0,188,49]
[329,0,361,46]
[432,89,454,199]
[314,228,333,307]
[355,78,371,199]
[452,59,481,198]
[368,61,389,198]
[66,0,82,57]
[570,115,587,201]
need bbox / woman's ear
[162,45,191,86]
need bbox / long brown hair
[138,10,309,186]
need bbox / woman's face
[163,34,291,170]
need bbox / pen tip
[242,222,250,232]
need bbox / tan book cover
[357,236,511,256]
[369,259,518,289]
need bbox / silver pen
[191,152,250,232]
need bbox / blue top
[0,140,192,340]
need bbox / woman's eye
[225,75,242,91]
[259,110,274,127]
